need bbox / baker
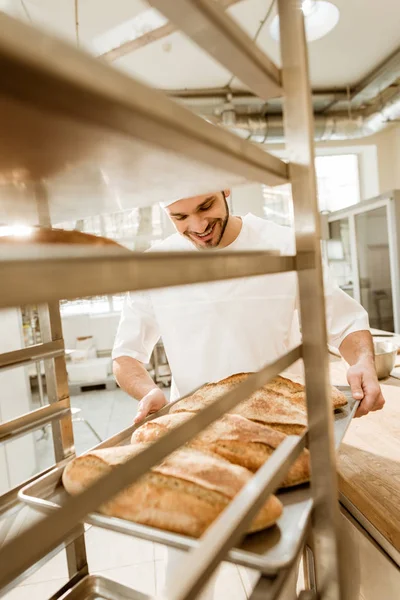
[112,189,384,599]
[113,189,384,421]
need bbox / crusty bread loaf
[266,375,347,410]
[170,380,308,435]
[170,372,347,429]
[62,444,283,538]
[132,412,310,487]
[0,226,123,247]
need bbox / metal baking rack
[18,391,357,578]
[0,1,352,598]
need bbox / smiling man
[113,189,384,421]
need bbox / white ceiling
[5,0,400,91]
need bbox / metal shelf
[0,1,349,598]
[147,0,282,101]
[17,391,357,578]
[0,12,287,224]
[0,246,294,309]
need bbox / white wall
[230,183,265,218]
[0,309,37,493]
[62,313,120,352]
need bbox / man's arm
[339,330,385,417]
[113,356,167,424]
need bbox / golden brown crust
[170,371,347,416]
[62,444,283,536]
[132,413,310,487]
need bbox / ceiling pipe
[220,89,400,142]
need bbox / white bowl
[374,341,398,379]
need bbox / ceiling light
[270,1,340,43]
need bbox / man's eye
[200,204,212,211]
[175,215,187,221]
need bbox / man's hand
[346,358,385,417]
[133,387,168,425]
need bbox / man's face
[166,191,230,250]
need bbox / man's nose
[190,215,208,233]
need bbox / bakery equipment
[0,3,351,599]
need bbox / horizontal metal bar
[339,494,400,568]
[0,345,302,590]
[0,249,295,309]
[147,0,282,100]
[165,434,306,600]
[0,400,70,444]
[0,340,64,371]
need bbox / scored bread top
[170,382,307,428]
[170,371,347,415]
[63,442,255,500]
[132,412,286,449]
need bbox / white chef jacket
[113,214,369,400]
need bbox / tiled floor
[3,527,255,599]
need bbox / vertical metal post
[34,182,88,580]
[278,1,343,599]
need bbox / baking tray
[51,575,151,599]
[19,389,357,576]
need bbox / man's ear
[223,189,231,200]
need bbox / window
[262,153,360,227]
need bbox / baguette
[170,381,308,435]
[132,412,310,487]
[62,444,283,538]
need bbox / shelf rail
[147,0,282,100]
[0,250,295,309]
[0,339,64,371]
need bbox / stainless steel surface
[0,347,301,590]
[0,465,66,518]
[166,435,306,600]
[0,399,70,444]
[18,392,356,577]
[339,494,400,569]
[147,0,281,101]
[332,389,359,447]
[278,1,343,598]
[0,248,294,309]
[0,339,64,371]
[374,341,398,379]
[0,2,352,597]
[53,574,153,599]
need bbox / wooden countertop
[329,358,400,555]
